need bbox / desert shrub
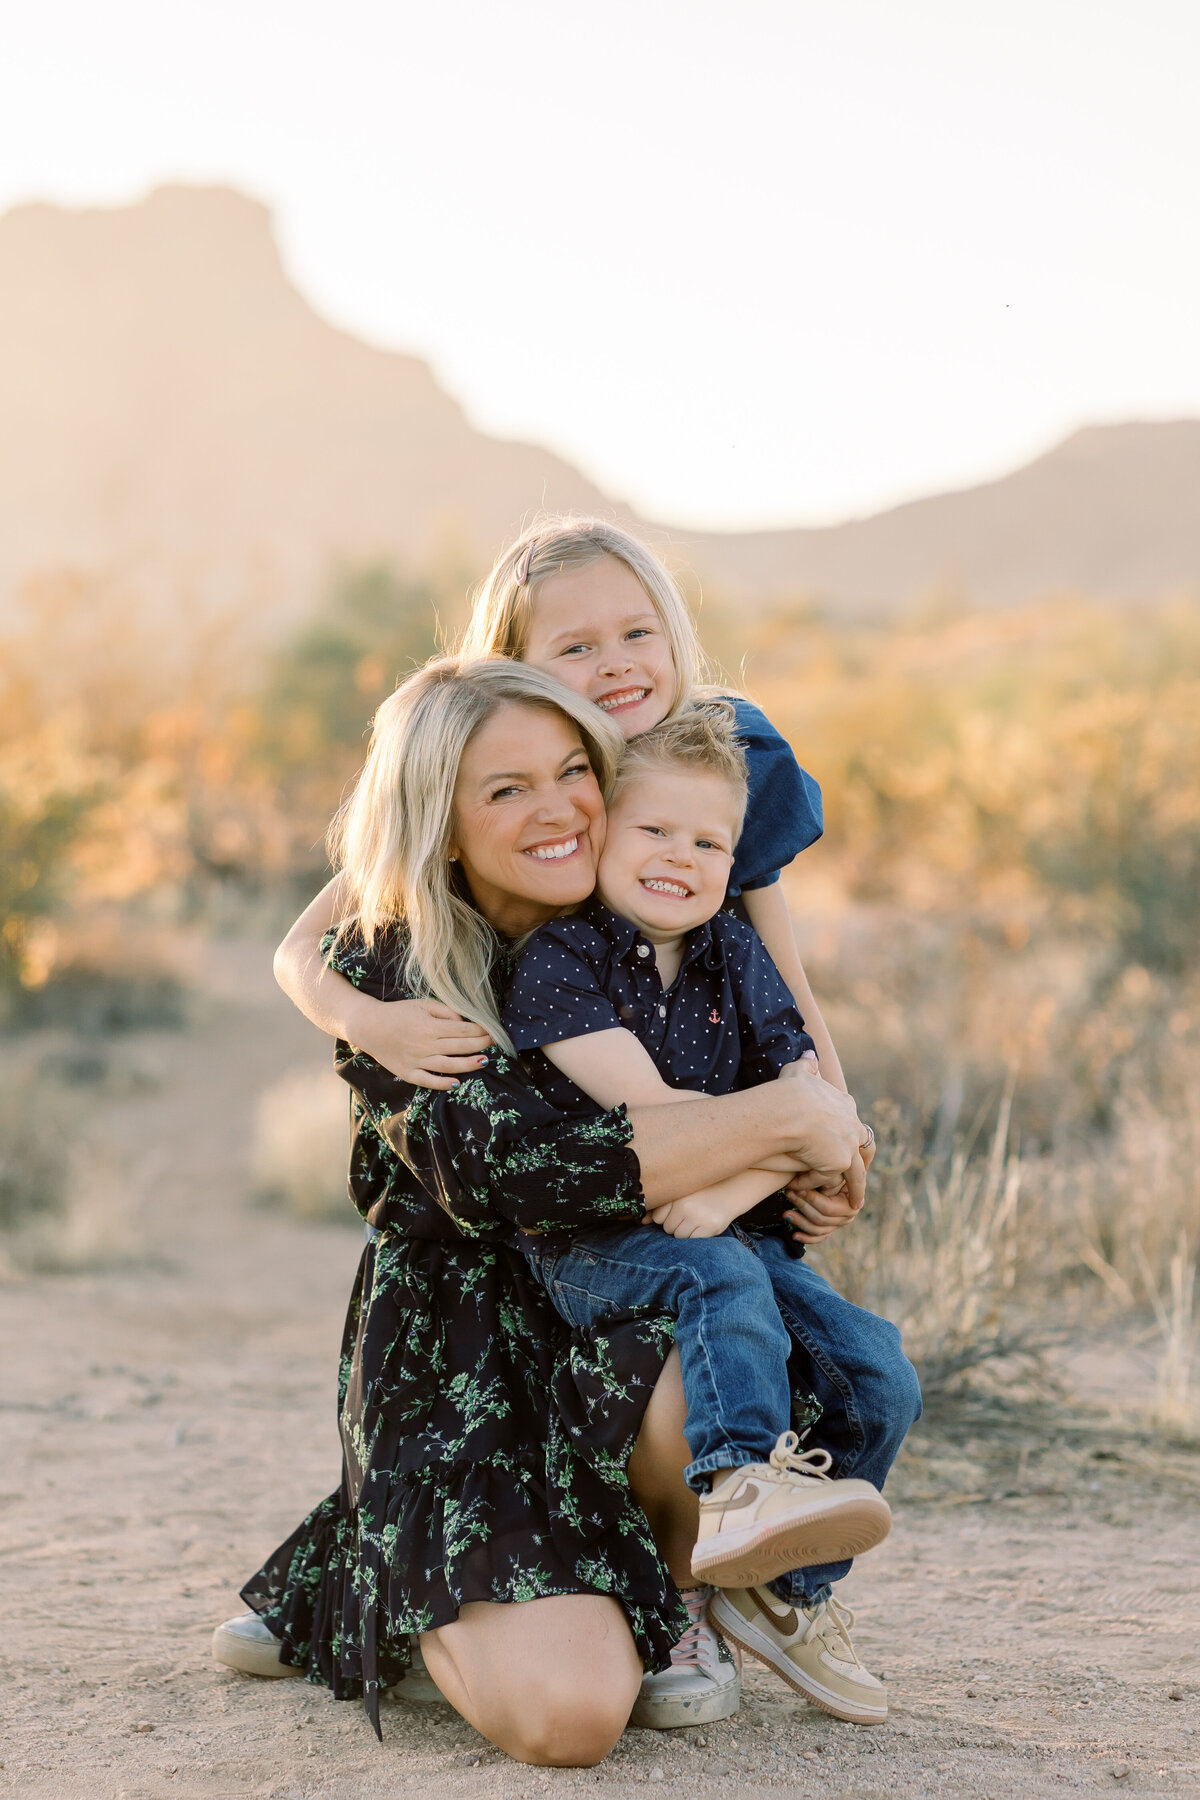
[250,1065,355,1223]
[13,961,189,1034]
[0,1070,68,1232]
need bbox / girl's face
[449,702,607,937]
[521,556,677,740]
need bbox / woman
[218,658,868,1766]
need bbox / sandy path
[2,944,1199,1799]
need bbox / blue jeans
[528,1226,922,1606]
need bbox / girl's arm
[274,877,492,1087]
[740,883,846,1091]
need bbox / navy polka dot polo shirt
[502,899,815,1114]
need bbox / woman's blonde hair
[459,517,707,716]
[329,656,623,1049]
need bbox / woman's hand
[358,997,492,1089]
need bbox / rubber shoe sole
[628,1671,741,1729]
[212,1617,301,1679]
[691,1487,891,1589]
[707,1591,887,1725]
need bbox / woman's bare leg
[627,1347,700,1587]
[419,1594,641,1767]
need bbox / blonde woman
[217,658,867,1766]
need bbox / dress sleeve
[727,697,824,896]
[502,922,623,1049]
[379,1051,647,1237]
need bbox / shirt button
[636,944,650,958]
[658,1005,667,1019]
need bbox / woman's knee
[500,1677,632,1766]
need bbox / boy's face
[596,766,740,942]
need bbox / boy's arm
[274,876,491,1087]
[740,883,847,1091]
[542,1028,702,1111]
[547,1030,832,1238]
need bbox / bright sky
[3,0,1199,529]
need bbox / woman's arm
[741,883,846,1091]
[628,1074,865,1205]
[274,877,492,1087]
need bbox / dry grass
[249,1063,356,1223]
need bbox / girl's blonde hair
[329,656,623,1049]
[459,517,707,716]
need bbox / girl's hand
[358,997,492,1089]
[783,1153,866,1244]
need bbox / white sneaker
[212,1613,301,1679]
[628,1586,742,1728]
[691,1432,891,1590]
[212,1613,439,1702]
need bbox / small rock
[649,1767,665,1782]
[131,1722,155,1734]
[1168,1688,1185,1701]
[1111,1769,1131,1783]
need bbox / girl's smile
[522,558,677,739]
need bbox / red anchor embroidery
[709,1009,721,1023]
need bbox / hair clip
[514,542,535,587]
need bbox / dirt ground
[3,942,1199,1800]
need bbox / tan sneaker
[690,1433,891,1589]
[708,1586,887,1724]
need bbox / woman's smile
[522,833,581,861]
[451,702,607,934]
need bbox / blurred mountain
[1,184,1197,626]
[685,419,1200,612]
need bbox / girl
[275,518,846,1109]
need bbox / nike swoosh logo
[712,1481,761,1514]
[750,1587,799,1636]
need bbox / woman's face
[450,702,607,936]
[521,556,677,740]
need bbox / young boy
[502,705,920,1726]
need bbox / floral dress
[240,930,689,1736]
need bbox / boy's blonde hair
[459,516,707,716]
[329,656,623,1049]
[611,700,749,840]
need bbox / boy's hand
[359,998,492,1089]
[642,1189,743,1239]
[778,1051,820,1080]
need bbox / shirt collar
[584,898,719,971]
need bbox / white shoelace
[768,1430,834,1482]
[801,1595,864,1666]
